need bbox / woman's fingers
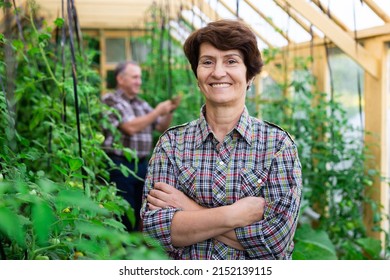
[149,188,163,199]
[154,182,173,193]
[147,191,167,208]
[148,203,161,211]
[150,182,200,210]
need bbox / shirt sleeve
[142,101,160,129]
[140,135,184,257]
[235,138,302,259]
[102,94,136,126]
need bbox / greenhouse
[0,0,390,261]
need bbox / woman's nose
[212,62,226,77]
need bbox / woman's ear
[247,78,254,90]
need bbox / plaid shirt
[101,89,157,158]
[141,106,302,260]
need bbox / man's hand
[155,100,177,116]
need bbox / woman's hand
[147,182,265,229]
[147,182,202,211]
[147,182,265,250]
[229,196,265,228]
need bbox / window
[105,38,127,63]
[100,31,149,90]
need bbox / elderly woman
[141,19,302,260]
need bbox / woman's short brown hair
[183,19,263,81]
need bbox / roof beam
[217,0,274,48]
[310,0,350,32]
[273,0,320,37]
[217,0,239,19]
[284,0,379,78]
[186,0,274,47]
[244,0,293,43]
[194,0,220,22]
[179,12,198,31]
[184,0,217,26]
[351,22,390,39]
[362,0,390,23]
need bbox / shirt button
[257,179,262,183]
[219,161,224,166]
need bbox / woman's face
[197,42,249,107]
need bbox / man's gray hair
[114,61,139,79]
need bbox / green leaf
[0,33,5,43]
[341,241,365,260]
[56,189,109,215]
[103,201,123,215]
[75,220,118,240]
[123,147,137,162]
[103,218,126,230]
[27,46,40,56]
[38,33,51,43]
[68,157,84,171]
[11,39,24,50]
[0,182,13,195]
[356,237,382,259]
[0,207,26,247]
[53,164,68,176]
[293,241,337,260]
[293,224,337,260]
[54,18,65,28]
[72,238,107,259]
[126,207,136,229]
[119,164,142,181]
[20,148,41,161]
[32,200,55,246]
[71,172,88,179]
[96,187,109,202]
[82,166,96,180]
[38,178,60,194]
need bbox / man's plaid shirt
[141,106,302,259]
[101,89,157,158]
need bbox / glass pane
[253,76,284,121]
[106,38,126,63]
[328,47,364,132]
[317,0,384,30]
[130,37,151,64]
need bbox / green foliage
[0,2,387,260]
[258,54,386,260]
[137,14,203,129]
[0,2,167,260]
[293,224,337,260]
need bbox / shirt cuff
[143,207,184,256]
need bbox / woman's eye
[227,59,237,65]
[200,60,213,67]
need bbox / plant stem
[28,2,62,89]
[33,243,62,255]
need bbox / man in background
[101,61,180,231]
